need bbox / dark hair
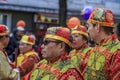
[56,40,72,53]
[116,23,120,39]
[101,26,113,35]
[92,23,113,35]
[82,35,88,43]
[64,43,72,53]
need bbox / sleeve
[104,50,120,80]
[0,53,18,80]
[58,68,84,80]
[18,54,40,76]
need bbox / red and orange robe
[11,49,40,80]
[81,35,120,80]
[30,54,83,80]
[69,45,91,72]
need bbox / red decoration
[56,27,70,39]
[28,37,34,43]
[67,17,80,29]
[0,25,7,33]
[16,20,26,28]
[77,25,86,32]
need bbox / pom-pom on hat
[67,17,80,29]
[88,8,114,27]
[16,20,26,28]
[71,25,88,38]
[45,27,72,46]
[0,24,9,36]
[20,35,35,45]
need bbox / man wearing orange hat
[11,35,40,80]
[81,8,120,80]
[69,25,91,73]
[0,24,19,80]
[29,27,83,80]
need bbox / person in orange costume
[11,35,40,80]
[81,8,120,80]
[69,25,91,73]
[29,27,83,80]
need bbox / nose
[41,44,45,49]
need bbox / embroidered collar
[100,34,117,46]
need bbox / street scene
[0,0,120,80]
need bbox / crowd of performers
[0,8,120,80]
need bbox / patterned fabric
[104,43,120,80]
[16,49,40,80]
[0,24,9,36]
[30,54,83,80]
[82,35,120,80]
[45,27,72,46]
[20,35,35,45]
[0,51,18,80]
[88,8,114,27]
[69,47,91,71]
[71,25,88,38]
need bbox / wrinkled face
[87,21,98,42]
[19,42,32,53]
[41,38,61,61]
[72,33,86,49]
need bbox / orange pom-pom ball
[67,17,80,29]
[16,20,26,28]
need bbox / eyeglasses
[5,35,9,38]
[42,40,61,45]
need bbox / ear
[58,42,65,52]
[96,23,101,33]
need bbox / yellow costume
[0,24,18,80]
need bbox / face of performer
[0,35,10,48]
[87,21,99,43]
[72,33,87,50]
[41,38,62,61]
[19,42,32,54]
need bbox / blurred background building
[0,0,120,37]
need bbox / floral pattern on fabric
[30,54,83,80]
[82,35,119,80]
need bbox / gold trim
[89,19,114,27]
[20,40,34,45]
[0,31,9,36]
[72,30,88,37]
[45,34,71,46]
